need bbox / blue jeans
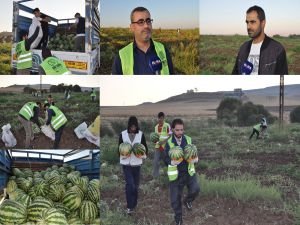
[123,165,141,209]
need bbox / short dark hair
[74,12,80,17]
[158,112,165,118]
[127,116,140,133]
[130,7,150,22]
[36,102,42,107]
[247,5,265,21]
[33,8,40,13]
[48,95,52,98]
[171,118,184,129]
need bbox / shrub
[290,106,300,123]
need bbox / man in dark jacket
[232,5,288,75]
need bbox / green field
[100,118,300,225]
[0,91,99,149]
[100,28,200,75]
[200,35,300,75]
[0,43,11,75]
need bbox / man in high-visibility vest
[90,88,96,102]
[163,118,200,225]
[249,122,262,140]
[15,27,40,75]
[112,7,174,75]
[44,103,68,149]
[39,48,71,75]
[152,112,171,178]
[18,102,42,148]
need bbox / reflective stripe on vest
[19,102,37,120]
[49,105,67,131]
[119,41,170,75]
[40,56,71,75]
[155,122,170,148]
[16,40,32,70]
[167,135,195,181]
[167,165,178,181]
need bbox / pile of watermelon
[48,33,76,52]
[169,146,184,163]
[150,132,160,143]
[132,143,146,158]
[119,142,132,157]
[183,144,198,162]
[0,164,100,225]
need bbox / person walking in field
[260,116,268,138]
[44,103,68,149]
[90,88,97,102]
[249,122,262,140]
[112,7,174,75]
[118,116,148,214]
[152,112,172,178]
[18,102,42,148]
[232,5,288,75]
[164,118,200,225]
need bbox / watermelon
[34,180,49,197]
[90,217,101,225]
[79,200,98,224]
[16,194,32,207]
[169,146,184,163]
[36,208,68,225]
[6,180,17,193]
[67,216,84,225]
[87,183,100,204]
[183,144,198,162]
[62,190,82,211]
[150,132,160,143]
[54,202,70,218]
[132,143,146,158]
[27,196,53,222]
[119,142,132,157]
[70,185,85,199]
[49,184,66,202]
[0,200,27,224]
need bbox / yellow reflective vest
[167,135,195,181]
[119,40,170,75]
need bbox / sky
[10,149,99,162]
[101,0,199,29]
[100,75,300,106]
[0,75,100,88]
[0,0,90,32]
[200,0,300,36]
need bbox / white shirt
[247,41,263,75]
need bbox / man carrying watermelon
[151,112,172,178]
[163,118,200,225]
[118,116,148,215]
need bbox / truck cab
[11,0,100,75]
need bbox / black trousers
[54,124,65,149]
[123,165,141,209]
[249,128,259,140]
[169,172,200,222]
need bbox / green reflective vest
[119,40,170,75]
[49,105,67,131]
[90,90,96,97]
[167,135,195,181]
[154,122,170,148]
[253,123,261,131]
[19,102,37,121]
[16,40,32,70]
[40,56,71,75]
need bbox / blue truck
[11,0,100,74]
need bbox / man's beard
[248,26,262,39]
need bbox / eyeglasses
[132,18,153,26]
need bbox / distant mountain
[144,84,300,105]
[0,84,97,93]
[243,84,300,97]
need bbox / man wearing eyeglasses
[112,7,174,75]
